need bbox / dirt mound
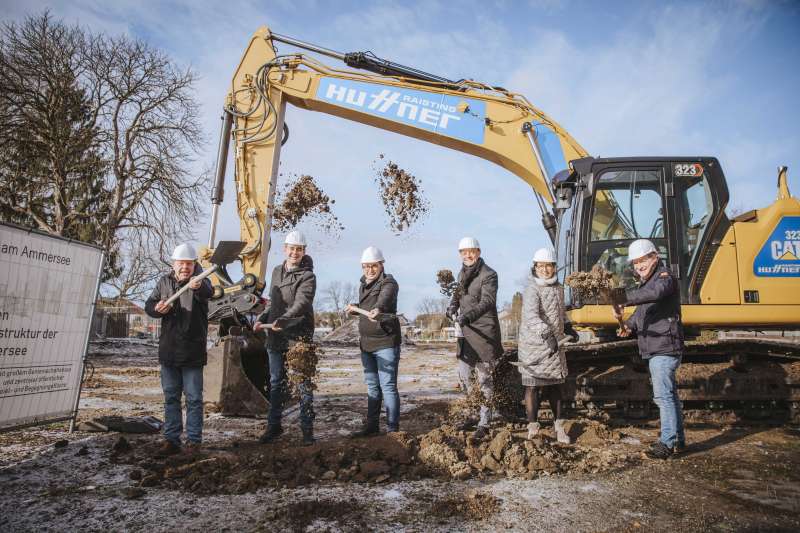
[114,414,637,496]
[373,155,430,234]
[430,490,501,521]
[416,421,637,481]
[273,174,343,237]
[322,318,360,345]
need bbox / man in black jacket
[254,231,317,445]
[145,243,213,456]
[447,237,503,441]
[347,246,402,436]
[614,239,686,459]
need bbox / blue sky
[2,0,799,315]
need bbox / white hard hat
[458,237,480,250]
[361,246,385,263]
[532,247,556,264]
[628,239,658,262]
[284,230,307,246]
[171,243,197,261]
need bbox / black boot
[350,424,379,438]
[258,424,283,444]
[350,397,381,438]
[301,427,315,446]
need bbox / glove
[545,334,558,354]
[446,306,457,321]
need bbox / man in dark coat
[614,239,685,459]
[347,246,402,436]
[145,243,213,456]
[254,230,317,445]
[447,236,503,440]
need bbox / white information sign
[0,223,104,431]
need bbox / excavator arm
[202,26,587,311]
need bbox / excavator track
[563,338,800,422]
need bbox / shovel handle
[164,265,218,306]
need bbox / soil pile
[322,318,360,345]
[112,413,637,496]
[436,269,458,298]
[373,155,430,233]
[285,340,321,397]
[273,174,343,237]
[416,421,638,481]
[430,490,501,521]
[565,265,616,303]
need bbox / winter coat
[624,261,685,359]
[257,255,316,352]
[448,259,503,363]
[357,272,401,353]
[517,273,567,385]
[145,264,213,367]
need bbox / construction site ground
[1,339,799,532]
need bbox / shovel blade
[209,240,246,266]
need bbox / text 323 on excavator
[200,26,800,422]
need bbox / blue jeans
[267,348,314,429]
[160,364,203,445]
[360,346,401,431]
[649,354,685,448]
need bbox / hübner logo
[753,216,800,277]
[317,78,486,144]
[324,83,463,129]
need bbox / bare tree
[416,296,449,316]
[0,13,107,243]
[323,281,358,326]
[0,12,207,298]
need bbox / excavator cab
[555,157,730,310]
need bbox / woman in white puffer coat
[516,247,570,444]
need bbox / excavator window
[586,168,668,290]
[677,172,713,277]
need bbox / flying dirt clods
[565,265,615,302]
[373,155,430,234]
[272,174,344,237]
[285,340,321,398]
[436,269,459,298]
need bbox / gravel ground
[1,340,799,532]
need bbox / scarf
[534,274,558,286]
[459,257,484,292]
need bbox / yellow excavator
[202,26,800,421]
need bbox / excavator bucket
[204,328,270,416]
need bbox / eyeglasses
[362,264,381,271]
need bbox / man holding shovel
[446,237,504,442]
[613,239,686,459]
[254,231,317,445]
[347,246,402,436]
[145,243,213,456]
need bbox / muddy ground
[1,340,799,532]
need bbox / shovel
[164,241,246,306]
[348,305,396,323]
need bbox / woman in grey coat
[516,247,570,444]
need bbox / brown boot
[183,442,202,455]
[156,440,181,457]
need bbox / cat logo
[753,216,800,277]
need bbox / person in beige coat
[516,247,570,444]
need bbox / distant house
[93,298,160,339]
[498,308,520,342]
